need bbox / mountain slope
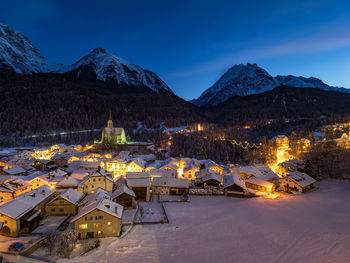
[0,23,66,73]
[194,63,349,107]
[0,23,172,94]
[207,86,350,123]
[69,47,172,93]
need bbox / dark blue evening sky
[1,0,350,100]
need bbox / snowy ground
[32,216,68,235]
[5,180,350,263]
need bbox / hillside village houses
[0,133,321,242]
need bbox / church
[95,112,127,146]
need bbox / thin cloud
[165,28,350,78]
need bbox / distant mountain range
[0,23,171,94]
[193,63,350,107]
[1,22,350,145]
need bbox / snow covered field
[58,180,350,263]
[3,180,349,263]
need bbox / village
[0,115,349,262]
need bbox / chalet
[145,160,166,171]
[111,185,136,209]
[71,198,123,239]
[126,172,151,201]
[2,167,27,176]
[51,153,70,167]
[152,177,189,195]
[45,189,84,216]
[149,169,176,178]
[100,158,128,179]
[0,185,55,237]
[183,164,199,180]
[245,176,275,193]
[197,173,222,187]
[195,168,219,180]
[78,171,114,194]
[127,158,146,173]
[78,188,112,210]
[32,159,56,171]
[278,171,316,193]
[223,174,253,197]
[55,175,79,189]
[0,178,31,203]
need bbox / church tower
[107,110,113,128]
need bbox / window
[93,179,96,182]
[99,216,103,220]
[99,178,101,181]
[59,208,64,212]
[79,224,88,229]
[51,208,56,212]
[95,216,98,220]
[107,222,111,225]
[90,216,93,220]
[85,216,87,221]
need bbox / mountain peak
[193,63,278,107]
[89,47,108,55]
[193,64,350,107]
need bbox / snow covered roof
[152,177,189,188]
[1,178,30,191]
[126,177,151,188]
[50,188,83,205]
[202,173,222,183]
[149,169,175,177]
[79,188,112,207]
[111,185,136,199]
[128,158,146,168]
[146,160,166,170]
[3,167,26,175]
[195,168,218,179]
[81,171,113,184]
[245,176,275,189]
[160,162,178,170]
[133,154,156,162]
[0,185,55,220]
[126,172,151,179]
[71,198,123,223]
[233,165,278,181]
[56,176,79,187]
[287,171,316,188]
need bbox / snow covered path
[60,180,350,263]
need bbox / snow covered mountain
[194,63,279,107]
[194,63,349,107]
[0,23,172,94]
[0,23,67,74]
[70,47,172,93]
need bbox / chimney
[115,207,118,214]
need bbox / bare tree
[43,231,58,256]
[56,230,77,259]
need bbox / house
[194,168,219,180]
[0,178,32,202]
[78,170,114,194]
[152,177,189,195]
[182,164,200,180]
[160,162,178,172]
[55,175,80,189]
[32,159,55,171]
[223,174,253,197]
[278,171,316,193]
[127,158,146,173]
[2,167,27,176]
[144,160,165,171]
[245,176,275,193]
[149,168,176,178]
[0,185,55,237]
[45,189,84,216]
[100,158,128,179]
[51,153,70,167]
[196,173,222,187]
[126,172,151,201]
[78,188,112,210]
[70,198,123,239]
[111,185,136,209]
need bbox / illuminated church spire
[107,110,113,128]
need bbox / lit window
[79,224,88,229]
[107,222,111,225]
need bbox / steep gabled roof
[111,185,136,199]
[71,198,123,223]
